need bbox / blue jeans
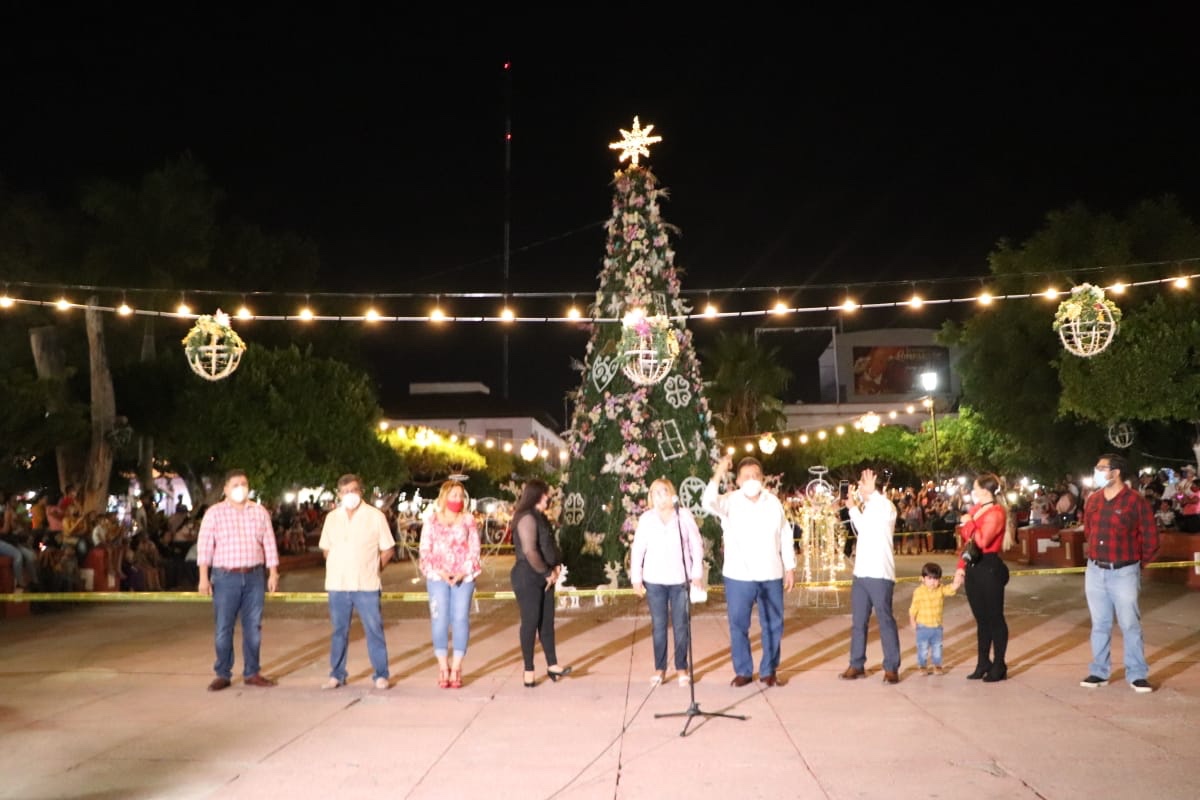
[645,582,689,671]
[915,624,944,667]
[427,578,475,658]
[211,567,266,680]
[849,576,900,672]
[1085,561,1147,682]
[328,590,390,682]
[724,577,785,678]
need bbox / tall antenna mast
[501,60,512,400]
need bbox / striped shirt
[1082,484,1158,566]
[196,500,279,569]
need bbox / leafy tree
[701,330,792,437]
[940,197,1200,474]
[766,425,917,488]
[143,344,407,500]
[381,428,487,486]
[1058,293,1200,460]
[912,405,1027,480]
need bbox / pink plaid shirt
[196,500,279,569]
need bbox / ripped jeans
[427,577,475,658]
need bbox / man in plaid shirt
[197,469,280,692]
[1080,453,1158,694]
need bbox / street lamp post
[920,372,940,487]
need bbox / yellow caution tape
[2,560,1197,603]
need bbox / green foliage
[0,366,89,488]
[1059,294,1200,424]
[381,428,487,485]
[912,406,1026,478]
[149,344,407,497]
[941,196,1200,473]
[767,425,917,486]
[701,330,791,437]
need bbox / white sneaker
[678,674,691,687]
[321,677,343,690]
[374,677,390,690]
[649,673,664,687]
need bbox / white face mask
[341,493,361,510]
[228,486,248,503]
[740,479,763,498]
[1092,469,1110,489]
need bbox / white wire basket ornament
[1107,421,1135,449]
[803,465,836,506]
[619,308,679,386]
[1052,283,1121,358]
[182,310,247,381]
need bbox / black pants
[511,561,559,671]
[965,553,1009,671]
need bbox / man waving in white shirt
[703,455,796,688]
[839,468,902,684]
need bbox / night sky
[3,8,1196,422]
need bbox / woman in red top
[952,473,1015,682]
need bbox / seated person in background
[1154,500,1176,531]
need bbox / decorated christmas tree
[558,118,723,587]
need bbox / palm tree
[701,330,792,438]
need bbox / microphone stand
[655,498,746,736]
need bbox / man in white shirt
[319,474,395,690]
[703,455,796,687]
[839,467,902,684]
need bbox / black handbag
[962,537,984,567]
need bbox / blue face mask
[1092,469,1110,489]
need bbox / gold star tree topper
[608,116,662,166]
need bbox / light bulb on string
[56,297,71,311]
[780,436,791,447]
[0,293,12,309]
[841,296,858,312]
[298,306,314,321]
[1108,282,1126,295]
[365,307,380,322]
[908,292,923,308]
[704,293,718,317]
[1175,276,1189,289]
[176,299,191,316]
[117,296,132,316]
[977,291,994,305]
[567,301,581,320]
[817,430,827,440]
[1043,287,1058,299]
[835,425,845,435]
[237,304,253,320]
[725,446,736,456]
[798,434,809,445]
[430,295,445,322]
[500,305,515,322]
[502,441,513,453]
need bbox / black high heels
[547,666,573,682]
[982,666,1008,683]
[966,664,992,680]
[523,670,536,688]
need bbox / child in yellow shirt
[909,562,957,675]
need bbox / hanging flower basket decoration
[1052,283,1121,357]
[619,308,679,386]
[1107,421,1135,449]
[182,310,246,381]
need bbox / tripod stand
[655,499,746,737]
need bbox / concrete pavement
[1,553,1198,799]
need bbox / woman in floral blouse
[419,480,482,688]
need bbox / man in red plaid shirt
[197,470,280,691]
[1080,453,1158,694]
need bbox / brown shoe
[838,667,866,680]
[933,666,945,676]
[883,670,899,684]
[243,673,277,688]
[761,675,778,687]
[207,677,231,692]
[730,675,754,687]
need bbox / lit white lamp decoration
[182,309,246,381]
